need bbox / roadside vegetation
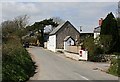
[83,12,120,76]
[83,37,104,62]
[25,18,59,47]
[2,15,36,82]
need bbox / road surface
[27,47,118,80]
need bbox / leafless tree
[2,15,30,38]
[14,14,29,29]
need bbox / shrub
[22,36,37,45]
[2,16,36,82]
[108,54,120,77]
[108,58,119,76]
[83,37,104,62]
[2,37,35,82]
[89,46,104,62]
[118,56,120,77]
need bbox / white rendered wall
[47,35,56,52]
[79,50,88,61]
[94,33,100,39]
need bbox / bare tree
[14,14,29,29]
[2,15,30,38]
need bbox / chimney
[99,18,103,26]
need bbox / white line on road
[74,72,89,80]
[78,74,89,80]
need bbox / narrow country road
[27,46,118,80]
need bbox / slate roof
[64,36,75,41]
[49,21,67,35]
[94,26,101,33]
[49,21,80,36]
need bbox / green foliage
[2,37,35,82]
[40,18,58,27]
[26,18,58,32]
[100,12,118,35]
[2,15,35,82]
[26,18,58,47]
[92,47,104,62]
[100,12,120,53]
[117,18,120,27]
[99,13,120,76]
[15,28,28,38]
[108,58,119,76]
[83,37,95,56]
[83,37,104,62]
[118,56,120,77]
[22,36,37,44]
[2,20,28,40]
[108,53,120,77]
[100,35,112,54]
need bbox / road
[27,47,118,81]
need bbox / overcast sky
[1,0,119,32]
[0,0,120,2]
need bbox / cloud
[1,2,118,32]
[0,3,2,24]
[0,0,120,2]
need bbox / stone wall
[56,22,80,49]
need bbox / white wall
[79,50,88,61]
[64,52,80,61]
[47,35,56,52]
[94,33,100,39]
[64,38,75,50]
[64,50,88,61]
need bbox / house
[94,18,103,39]
[80,32,94,43]
[47,21,80,52]
[94,26,100,39]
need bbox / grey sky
[0,0,119,2]
[1,1,118,32]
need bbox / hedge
[2,38,36,82]
[108,56,120,77]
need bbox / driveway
[27,46,118,80]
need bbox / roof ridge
[49,21,68,35]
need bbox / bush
[108,58,119,76]
[83,37,104,62]
[89,46,104,62]
[2,37,35,82]
[108,54,120,77]
[2,16,36,82]
[118,56,120,77]
[22,36,37,46]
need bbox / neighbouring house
[94,18,103,39]
[80,32,94,42]
[47,21,80,52]
[94,26,100,39]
